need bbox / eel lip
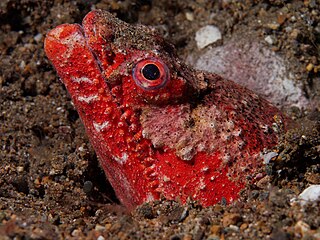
[44,23,85,61]
[45,23,84,43]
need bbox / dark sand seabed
[0,1,319,239]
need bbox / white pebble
[264,35,274,45]
[195,25,222,49]
[34,33,43,43]
[185,12,194,21]
[78,146,85,152]
[262,151,278,164]
[19,60,26,69]
[17,166,24,172]
[95,224,105,231]
[298,185,320,204]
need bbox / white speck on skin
[93,121,110,132]
[60,31,84,46]
[199,177,206,190]
[77,94,99,103]
[113,152,128,164]
[201,166,209,172]
[179,146,194,161]
[163,176,170,182]
[261,124,269,133]
[195,25,222,49]
[200,183,206,190]
[233,129,242,137]
[145,192,155,202]
[226,120,235,130]
[48,26,64,39]
[241,100,248,105]
[141,129,148,138]
[47,29,84,60]
[238,141,245,149]
[222,153,231,164]
[71,76,93,83]
[272,123,279,133]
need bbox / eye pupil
[142,64,160,80]
[133,58,169,90]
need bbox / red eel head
[44,10,286,209]
[82,10,195,107]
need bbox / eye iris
[132,58,169,91]
[142,64,160,80]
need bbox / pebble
[294,220,310,237]
[222,213,242,227]
[290,29,300,39]
[207,235,220,240]
[270,228,290,240]
[305,172,320,184]
[195,25,222,49]
[95,224,105,231]
[228,225,239,232]
[262,151,278,164]
[266,23,280,30]
[240,223,248,230]
[298,184,320,204]
[306,63,314,72]
[71,229,82,237]
[210,224,221,235]
[83,181,93,194]
[187,38,309,108]
[185,12,194,21]
[34,33,43,43]
[256,176,271,189]
[182,234,192,240]
[277,13,287,25]
[0,212,6,222]
[264,35,274,45]
[17,166,24,172]
[78,146,85,151]
[34,178,41,185]
[19,61,26,70]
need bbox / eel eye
[132,58,169,90]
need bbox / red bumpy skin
[44,10,286,209]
